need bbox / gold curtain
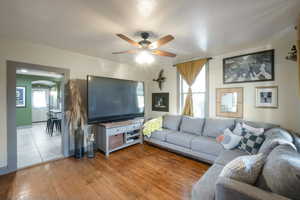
[176,58,208,116]
[298,21,300,95]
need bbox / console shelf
[95,118,144,157]
[109,139,141,153]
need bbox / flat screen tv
[87,75,144,124]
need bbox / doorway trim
[1,61,70,175]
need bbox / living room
[0,1,300,200]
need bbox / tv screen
[87,75,144,123]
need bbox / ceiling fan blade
[112,50,139,54]
[116,34,141,48]
[152,50,176,57]
[149,35,174,49]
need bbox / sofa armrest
[215,177,290,200]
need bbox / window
[32,89,48,108]
[179,65,207,118]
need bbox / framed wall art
[255,86,278,108]
[223,50,274,84]
[216,87,243,118]
[16,86,26,108]
[152,93,169,112]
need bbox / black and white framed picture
[255,86,278,108]
[16,86,26,108]
[223,50,274,84]
[152,93,169,112]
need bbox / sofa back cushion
[235,119,279,131]
[162,115,182,131]
[180,116,205,135]
[203,118,235,138]
[291,132,300,152]
[256,144,300,200]
[258,128,295,155]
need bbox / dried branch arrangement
[65,80,87,133]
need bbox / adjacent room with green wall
[16,74,62,126]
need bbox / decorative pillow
[238,128,265,154]
[233,122,243,136]
[142,117,162,137]
[256,145,300,200]
[242,123,264,135]
[220,153,266,185]
[216,135,224,143]
[258,138,297,156]
[219,128,242,150]
[235,119,279,131]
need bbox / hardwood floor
[0,144,210,200]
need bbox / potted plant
[66,80,86,159]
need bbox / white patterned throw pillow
[221,128,242,150]
[233,122,243,136]
[242,123,264,135]
[220,153,266,185]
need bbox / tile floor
[17,122,63,169]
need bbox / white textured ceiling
[0,0,299,66]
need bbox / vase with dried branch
[66,80,87,159]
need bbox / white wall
[147,65,178,118]
[0,38,152,168]
[148,27,300,133]
[209,28,300,132]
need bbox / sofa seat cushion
[180,116,205,135]
[215,149,248,166]
[191,136,223,156]
[192,164,224,200]
[203,118,235,138]
[166,132,196,148]
[163,115,182,131]
[150,129,176,142]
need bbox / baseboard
[0,166,16,176]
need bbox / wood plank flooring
[0,144,210,200]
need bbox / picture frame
[16,86,26,108]
[255,86,278,108]
[216,87,243,118]
[152,93,169,112]
[223,49,274,84]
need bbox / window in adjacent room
[179,64,207,118]
[32,89,48,108]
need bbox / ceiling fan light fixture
[135,50,154,64]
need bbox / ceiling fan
[112,32,176,57]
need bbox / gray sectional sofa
[144,115,300,200]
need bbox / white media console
[95,118,144,157]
